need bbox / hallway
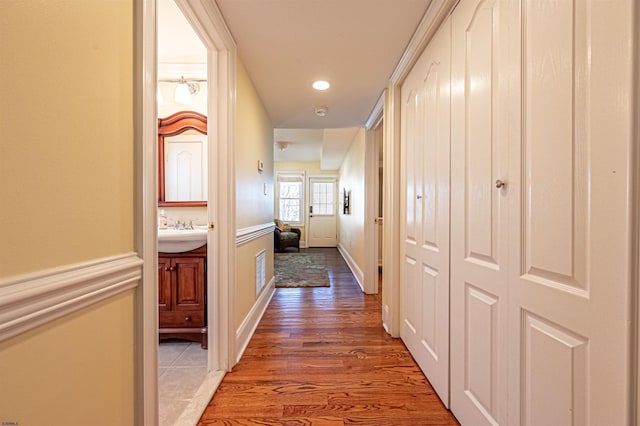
[197,248,459,425]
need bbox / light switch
[263,182,268,195]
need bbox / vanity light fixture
[312,80,330,91]
[158,76,206,106]
[174,79,192,105]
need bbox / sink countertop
[158,228,207,253]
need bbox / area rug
[275,253,330,288]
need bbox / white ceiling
[158,0,433,168]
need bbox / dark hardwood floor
[198,248,459,425]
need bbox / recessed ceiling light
[312,80,330,91]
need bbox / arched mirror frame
[158,110,208,207]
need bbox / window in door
[312,182,334,215]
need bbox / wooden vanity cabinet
[158,245,207,348]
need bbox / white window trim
[275,171,306,226]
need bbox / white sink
[158,228,207,253]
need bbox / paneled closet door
[399,18,451,407]
[507,0,634,424]
[450,0,510,424]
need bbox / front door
[308,177,337,247]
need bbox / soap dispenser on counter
[158,209,167,229]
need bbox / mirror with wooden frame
[158,111,207,207]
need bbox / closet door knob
[495,179,506,189]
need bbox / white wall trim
[134,0,236,423]
[337,243,365,292]
[0,253,143,343]
[365,91,385,129]
[133,0,158,425]
[133,0,159,423]
[236,222,276,246]
[235,277,275,364]
[178,0,238,374]
[363,92,384,295]
[390,0,458,85]
[177,369,226,425]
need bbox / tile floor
[158,340,208,425]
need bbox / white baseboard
[337,243,364,292]
[0,253,143,342]
[235,276,275,363]
[176,369,226,426]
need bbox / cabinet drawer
[159,310,205,327]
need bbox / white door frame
[363,94,384,295]
[307,175,338,248]
[133,1,159,423]
[133,0,236,423]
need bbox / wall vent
[255,250,266,296]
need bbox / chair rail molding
[0,253,143,342]
[237,222,277,246]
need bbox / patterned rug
[275,252,330,288]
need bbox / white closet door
[399,18,451,406]
[450,0,510,424]
[507,0,634,424]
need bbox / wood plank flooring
[198,248,459,425]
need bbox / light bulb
[312,80,330,91]
[174,80,192,105]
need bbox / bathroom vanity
[158,244,207,348]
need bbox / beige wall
[0,0,134,277]
[236,237,274,326]
[235,58,275,327]
[338,129,366,271]
[0,2,136,424]
[236,60,274,229]
[0,291,135,425]
[274,161,339,241]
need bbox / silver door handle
[495,179,506,189]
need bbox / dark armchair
[274,224,301,252]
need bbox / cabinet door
[173,257,205,311]
[158,257,172,312]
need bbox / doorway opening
[136,0,236,424]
